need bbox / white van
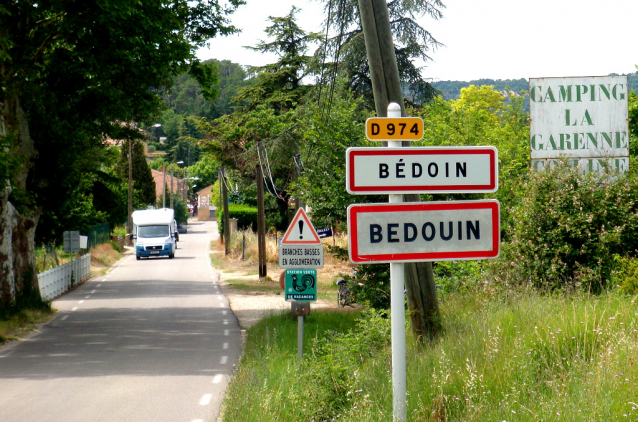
[131,208,178,260]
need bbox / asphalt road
[0,220,241,422]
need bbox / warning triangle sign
[281,208,321,244]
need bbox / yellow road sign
[365,117,424,141]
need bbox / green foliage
[218,204,258,238]
[492,162,638,292]
[223,290,638,421]
[302,309,390,420]
[187,155,219,190]
[163,59,249,120]
[611,256,638,295]
[221,309,389,422]
[234,7,320,112]
[297,91,377,228]
[432,78,530,100]
[321,0,444,108]
[3,0,243,248]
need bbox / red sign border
[346,147,498,194]
[348,200,500,263]
[281,208,321,245]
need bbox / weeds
[222,290,638,421]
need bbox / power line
[257,143,283,200]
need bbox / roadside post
[278,208,324,360]
[347,103,501,420]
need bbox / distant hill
[431,72,638,101]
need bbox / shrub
[493,162,638,292]
[218,203,258,237]
[611,256,638,295]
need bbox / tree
[118,140,157,207]
[234,7,321,112]
[318,0,444,108]
[205,8,319,229]
[0,0,243,310]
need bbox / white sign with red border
[279,208,324,269]
[346,147,498,194]
[347,200,500,263]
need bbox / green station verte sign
[284,269,317,302]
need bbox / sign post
[350,103,500,420]
[385,103,407,421]
[278,208,323,360]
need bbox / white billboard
[529,75,629,172]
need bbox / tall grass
[221,291,638,421]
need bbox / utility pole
[359,0,440,339]
[358,0,441,420]
[127,140,133,236]
[256,142,267,278]
[294,143,302,212]
[221,166,230,256]
[162,165,166,209]
[170,165,175,209]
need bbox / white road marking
[223,320,229,325]
[220,356,228,364]
[217,295,223,300]
[72,307,78,311]
[212,374,224,384]
[222,310,227,316]
[97,284,102,287]
[78,300,84,304]
[223,342,229,350]
[219,303,225,308]
[85,295,90,299]
[61,315,69,321]
[224,329,229,336]
[199,394,213,406]
[192,419,204,422]
[91,290,96,293]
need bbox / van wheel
[136,254,140,260]
[169,252,174,259]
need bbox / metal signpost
[278,208,323,360]
[347,103,500,421]
[63,231,80,254]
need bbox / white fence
[38,254,91,301]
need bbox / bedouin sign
[529,75,629,173]
[347,200,500,263]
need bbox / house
[194,184,216,221]
[151,169,187,204]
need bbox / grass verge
[221,289,638,421]
[0,307,55,345]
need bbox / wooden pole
[127,140,133,235]
[222,166,230,256]
[359,0,440,341]
[256,143,267,278]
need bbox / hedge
[218,204,258,238]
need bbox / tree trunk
[358,0,441,342]
[0,92,41,311]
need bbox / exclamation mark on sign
[298,220,304,240]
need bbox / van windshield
[138,225,170,238]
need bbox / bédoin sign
[346,147,498,194]
[347,201,500,263]
[365,117,424,141]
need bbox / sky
[197,0,638,82]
